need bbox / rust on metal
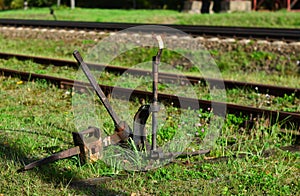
[19,127,103,172]
[9,38,299,171]
[72,127,103,164]
[151,35,163,153]
[18,146,80,172]
[133,105,151,149]
[1,67,300,130]
[0,52,299,98]
[73,50,132,139]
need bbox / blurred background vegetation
[0,0,185,10]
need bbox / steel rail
[1,67,299,130]
[0,19,300,41]
[1,52,299,98]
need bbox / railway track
[1,52,299,98]
[0,19,300,41]
[1,67,299,130]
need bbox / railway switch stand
[18,36,177,172]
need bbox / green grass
[0,34,89,59]
[0,77,299,195]
[1,57,299,112]
[0,7,299,195]
[0,29,299,113]
[0,34,299,88]
[0,7,300,28]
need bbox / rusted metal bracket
[72,127,103,164]
[18,127,100,172]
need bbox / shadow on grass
[0,138,126,195]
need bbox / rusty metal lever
[73,50,132,137]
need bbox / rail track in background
[1,67,300,130]
[0,19,300,41]
[1,52,299,98]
